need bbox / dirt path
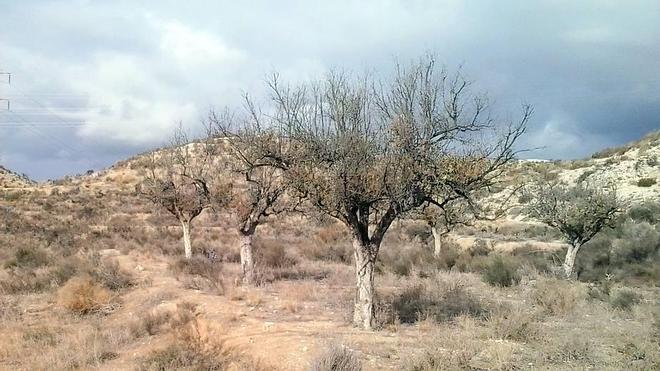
[103,250,423,370]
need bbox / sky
[1,0,659,180]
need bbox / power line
[0,71,10,109]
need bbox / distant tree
[523,181,621,279]
[412,198,472,256]
[255,56,529,329]
[140,125,229,259]
[209,101,302,285]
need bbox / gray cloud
[1,0,659,179]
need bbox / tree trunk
[431,226,442,256]
[563,244,579,279]
[353,238,376,330]
[181,220,192,259]
[240,231,256,286]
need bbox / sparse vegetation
[310,344,362,371]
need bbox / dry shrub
[610,288,642,311]
[545,336,594,366]
[22,326,59,347]
[254,237,299,268]
[170,256,224,294]
[388,275,489,324]
[486,305,540,342]
[3,246,51,269]
[530,278,584,316]
[378,242,439,276]
[310,343,362,371]
[139,315,264,371]
[90,258,135,291]
[131,301,197,338]
[57,275,115,314]
[131,310,173,337]
[304,226,353,263]
[406,333,483,370]
[0,246,78,294]
[21,324,135,369]
[481,255,521,287]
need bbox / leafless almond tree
[140,124,229,259]
[523,181,621,279]
[414,198,474,256]
[209,102,303,285]
[241,56,529,329]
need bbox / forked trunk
[240,231,256,285]
[181,220,192,259]
[563,244,580,279]
[431,226,442,256]
[353,239,376,330]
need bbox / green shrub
[628,201,660,224]
[481,255,521,287]
[637,177,657,187]
[611,221,659,265]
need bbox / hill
[0,165,34,188]
[0,132,658,370]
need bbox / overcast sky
[1,0,659,180]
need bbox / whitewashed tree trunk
[353,239,376,330]
[563,244,580,279]
[431,226,442,256]
[240,232,256,285]
[181,220,192,259]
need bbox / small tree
[523,181,620,279]
[415,196,482,256]
[259,57,529,329]
[209,103,301,285]
[140,125,226,259]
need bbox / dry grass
[170,255,224,294]
[530,277,585,316]
[310,343,362,371]
[138,314,265,371]
[56,275,117,315]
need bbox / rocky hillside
[512,130,659,204]
[0,166,34,188]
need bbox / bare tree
[140,125,227,259]
[209,102,302,285]
[523,181,621,279]
[257,56,529,329]
[415,198,473,256]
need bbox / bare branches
[139,124,226,224]
[207,98,300,236]
[260,56,528,251]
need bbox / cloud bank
[1,0,659,179]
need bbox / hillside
[0,166,34,189]
[554,130,659,202]
[0,132,658,370]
